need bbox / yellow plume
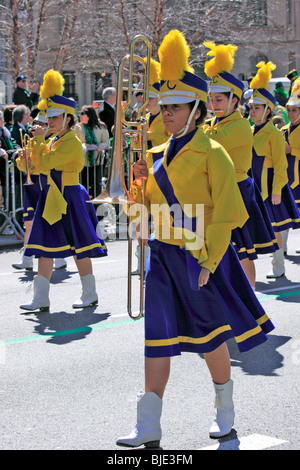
[144,57,160,85]
[250,61,276,90]
[204,41,238,78]
[291,77,300,96]
[38,69,65,111]
[158,30,194,81]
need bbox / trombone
[91,34,151,321]
[19,129,34,186]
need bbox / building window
[62,71,77,101]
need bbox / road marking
[258,284,300,294]
[1,316,142,346]
[256,289,300,301]
[200,434,288,450]
[1,288,299,347]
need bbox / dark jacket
[10,123,32,148]
[99,101,115,138]
[13,87,39,109]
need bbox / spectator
[99,87,116,138]
[75,105,110,197]
[274,81,288,107]
[13,75,39,109]
[10,105,32,147]
[286,69,299,96]
[3,105,17,132]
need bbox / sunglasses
[80,111,88,115]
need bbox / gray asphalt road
[0,230,299,451]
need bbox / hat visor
[149,91,159,99]
[209,84,232,94]
[249,97,267,105]
[46,109,66,117]
[287,98,300,107]
[158,95,196,105]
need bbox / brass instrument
[19,129,34,186]
[91,35,151,320]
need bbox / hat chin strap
[174,99,200,139]
[224,91,234,117]
[258,105,269,125]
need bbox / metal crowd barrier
[0,145,131,240]
[0,151,24,238]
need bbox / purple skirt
[23,174,41,222]
[252,154,300,231]
[25,170,107,260]
[287,154,300,210]
[144,237,274,358]
[263,169,300,231]
[231,177,278,260]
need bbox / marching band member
[116,30,274,448]
[281,78,300,254]
[202,42,278,288]
[20,70,107,312]
[132,58,170,275]
[12,111,68,271]
[145,58,171,150]
[249,62,300,278]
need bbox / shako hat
[38,69,76,117]
[158,30,207,105]
[249,61,277,110]
[204,41,244,99]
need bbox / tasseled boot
[20,275,50,312]
[209,379,235,438]
[266,248,285,278]
[72,274,98,308]
[12,246,34,271]
[116,392,162,448]
[132,245,150,275]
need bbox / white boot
[20,275,50,312]
[281,230,289,256]
[12,250,34,271]
[116,392,162,448]
[266,248,285,278]
[72,274,98,308]
[132,245,150,275]
[209,379,235,438]
[54,258,67,270]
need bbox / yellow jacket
[131,127,248,273]
[202,110,253,183]
[146,112,171,148]
[281,123,300,189]
[252,120,288,199]
[31,130,84,225]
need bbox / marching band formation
[1,29,300,449]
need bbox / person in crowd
[13,75,39,109]
[75,105,110,198]
[273,81,289,107]
[10,105,32,147]
[0,110,19,234]
[99,87,116,138]
[3,105,17,132]
[202,42,279,288]
[116,30,274,449]
[242,88,253,119]
[281,78,300,255]
[286,69,299,96]
[19,69,107,312]
[249,61,300,279]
